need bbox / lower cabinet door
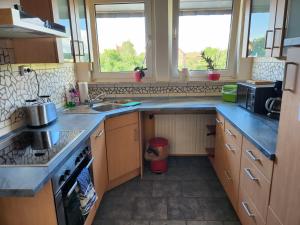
[106,123,140,182]
[90,123,108,208]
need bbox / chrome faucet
[87,93,106,107]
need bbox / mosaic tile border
[88,81,235,98]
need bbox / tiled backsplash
[88,80,235,98]
[0,63,75,135]
[252,57,285,81]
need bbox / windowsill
[89,76,238,85]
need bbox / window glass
[248,0,270,57]
[178,0,233,71]
[95,3,146,72]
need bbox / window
[177,0,234,72]
[95,2,149,74]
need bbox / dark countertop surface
[0,97,278,197]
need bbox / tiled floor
[93,157,241,225]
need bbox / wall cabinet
[243,0,288,58]
[105,112,141,189]
[4,0,91,63]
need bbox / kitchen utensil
[24,101,57,127]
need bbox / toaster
[25,102,57,127]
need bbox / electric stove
[0,130,84,166]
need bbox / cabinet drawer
[106,112,139,131]
[242,138,273,180]
[238,189,265,225]
[224,121,243,149]
[240,154,271,221]
[216,113,225,130]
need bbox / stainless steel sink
[92,104,124,112]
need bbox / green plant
[134,66,147,78]
[201,51,216,70]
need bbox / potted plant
[201,51,220,81]
[134,66,147,82]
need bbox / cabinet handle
[225,129,235,138]
[224,170,232,181]
[244,168,258,181]
[79,41,85,56]
[96,130,104,138]
[245,150,259,161]
[225,143,235,152]
[215,118,223,125]
[73,40,80,56]
[242,201,255,217]
[283,62,298,92]
[264,30,273,50]
[273,27,283,48]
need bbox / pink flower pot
[208,71,221,81]
[134,71,142,82]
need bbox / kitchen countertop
[0,97,278,197]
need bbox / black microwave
[237,83,276,114]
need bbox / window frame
[91,0,153,81]
[172,0,240,79]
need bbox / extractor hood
[0,6,68,38]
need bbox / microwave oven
[237,83,277,114]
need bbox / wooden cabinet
[90,122,108,208]
[0,181,58,225]
[105,112,141,189]
[238,187,265,225]
[213,114,275,225]
[6,0,91,63]
[214,114,242,211]
[239,153,271,222]
[212,113,225,172]
[267,47,300,225]
[243,0,288,58]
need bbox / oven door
[58,155,95,225]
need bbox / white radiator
[155,114,215,155]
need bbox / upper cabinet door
[73,0,91,62]
[243,0,271,58]
[54,0,76,62]
[284,0,300,46]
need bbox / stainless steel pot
[25,102,57,127]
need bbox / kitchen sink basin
[92,104,124,112]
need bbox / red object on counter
[151,159,168,173]
[208,72,221,81]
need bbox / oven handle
[67,157,94,198]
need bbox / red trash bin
[145,137,169,173]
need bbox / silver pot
[25,102,57,127]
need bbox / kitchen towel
[122,102,142,107]
[76,168,98,215]
[78,82,89,104]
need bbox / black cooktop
[0,130,84,166]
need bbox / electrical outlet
[19,66,32,76]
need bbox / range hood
[0,7,68,38]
